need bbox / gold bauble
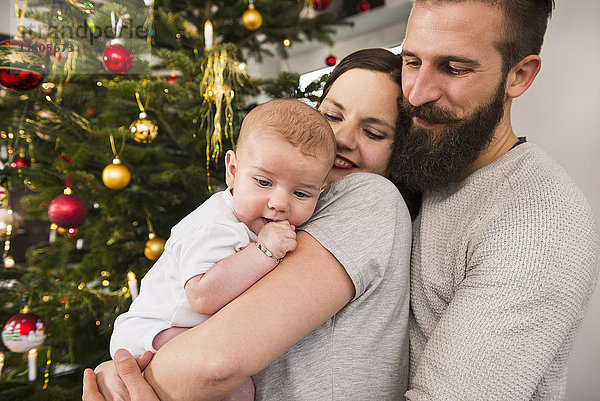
[129,112,158,144]
[102,158,131,190]
[144,236,166,261]
[242,4,263,31]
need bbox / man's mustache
[400,101,461,125]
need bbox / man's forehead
[403,2,503,59]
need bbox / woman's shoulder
[320,172,402,205]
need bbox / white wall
[255,1,600,399]
[518,1,600,400]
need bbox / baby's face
[226,133,330,235]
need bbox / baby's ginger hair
[237,98,336,164]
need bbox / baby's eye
[294,191,309,199]
[257,179,271,187]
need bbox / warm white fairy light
[204,20,213,50]
[127,271,139,300]
[28,349,37,381]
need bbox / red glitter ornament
[1,313,47,353]
[48,192,88,228]
[0,40,46,91]
[310,0,333,11]
[325,54,337,67]
[357,1,370,13]
[102,43,133,75]
[10,156,30,168]
[167,76,177,84]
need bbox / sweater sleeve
[407,187,600,400]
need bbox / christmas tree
[0,0,346,398]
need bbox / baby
[109,98,335,400]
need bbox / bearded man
[388,1,600,400]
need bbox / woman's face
[318,68,400,184]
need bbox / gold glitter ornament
[129,92,158,143]
[129,111,158,143]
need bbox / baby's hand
[257,220,296,260]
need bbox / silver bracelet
[255,242,282,263]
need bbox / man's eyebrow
[400,50,481,68]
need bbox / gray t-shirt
[252,172,412,400]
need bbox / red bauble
[0,40,46,91]
[102,43,132,75]
[357,1,370,13]
[1,313,47,353]
[167,76,177,84]
[48,193,88,228]
[325,55,337,67]
[310,0,333,11]
[10,156,31,168]
[86,107,98,118]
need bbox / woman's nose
[334,124,357,151]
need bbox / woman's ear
[506,54,541,99]
[224,150,237,189]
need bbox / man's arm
[144,230,355,401]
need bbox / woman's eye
[323,113,341,122]
[257,179,271,187]
[365,130,385,140]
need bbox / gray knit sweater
[406,143,600,400]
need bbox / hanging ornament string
[110,11,128,39]
[14,0,27,39]
[135,92,147,117]
[60,155,73,190]
[145,213,154,236]
[109,133,126,159]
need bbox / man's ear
[224,150,237,189]
[506,54,541,99]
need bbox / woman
[84,48,414,401]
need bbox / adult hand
[82,349,158,401]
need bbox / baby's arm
[185,220,296,315]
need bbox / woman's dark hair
[320,48,422,219]
[320,48,402,104]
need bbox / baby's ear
[224,150,237,188]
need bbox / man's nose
[406,64,443,107]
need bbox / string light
[42,346,52,390]
[283,38,291,47]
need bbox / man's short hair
[413,0,555,74]
[238,98,336,163]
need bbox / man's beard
[389,78,506,192]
